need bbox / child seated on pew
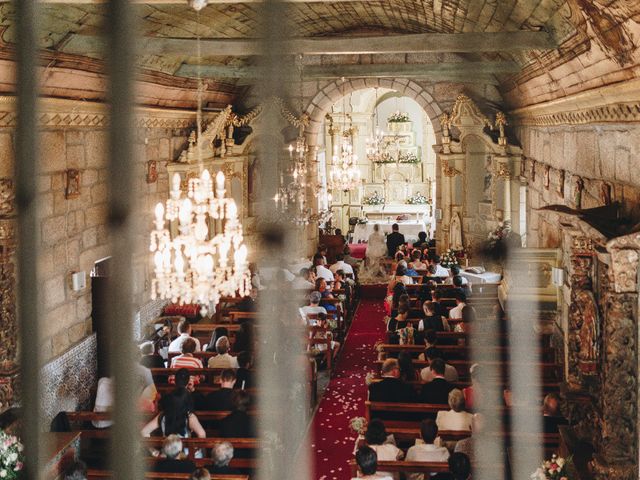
[351,445,393,480]
[364,419,404,480]
[405,419,450,480]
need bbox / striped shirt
[169,355,203,385]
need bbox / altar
[352,219,429,243]
[362,203,431,222]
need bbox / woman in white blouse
[436,388,473,432]
[364,419,403,480]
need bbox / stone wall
[515,123,640,249]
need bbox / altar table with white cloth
[461,269,502,284]
[352,220,428,244]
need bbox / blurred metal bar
[104,0,142,478]
[15,0,44,477]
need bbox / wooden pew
[377,343,556,362]
[88,470,248,480]
[367,377,561,396]
[349,460,449,477]
[307,325,333,370]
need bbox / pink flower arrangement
[531,454,570,480]
[0,431,24,479]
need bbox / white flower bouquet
[0,431,24,479]
[362,191,385,205]
[388,111,410,123]
[406,193,429,205]
[440,248,459,268]
[531,454,570,480]
[349,416,368,435]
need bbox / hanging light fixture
[149,9,250,310]
[329,84,361,192]
[366,87,385,163]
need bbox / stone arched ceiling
[0,0,639,110]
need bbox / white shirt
[420,364,459,383]
[445,276,468,285]
[351,475,393,480]
[300,305,327,324]
[260,267,295,282]
[292,277,315,290]
[168,333,201,353]
[330,260,354,276]
[370,444,403,480]
[207,352,239,369]
[315,265,335,282]
[405,443,450,480]
[436,409,473,432]
[433,264,449,277]
[449,302,466,320]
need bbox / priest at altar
[352,219,429,244]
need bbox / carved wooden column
[0,178,18,413]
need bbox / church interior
[2,1,640,479]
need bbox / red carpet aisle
[312,287,387,480]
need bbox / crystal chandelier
[329,127,361,192]
[150,171,251,308]
[366,88,385,163]
[274,138,314,225]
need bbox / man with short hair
[152,435,196,473]
[292,267,316,290]
[299,291,327,324]
[405,419,450,480]
[63,460,88,480]
[431,255,450,277]
[330,253,354,276]
[419,357,454,404]
[448,292,467,320]
[139,341,165,368]
[207,441,241,475]
[313,253,335,282]
[432,452,472,480]
[386,223,405,258]
[542,393,568,433]
[351,445,393,480]
[368,358,415,403]
[413,231,429,249]
[420,348,459,383]
[203,369,237,411]
[343,246,360,268]
[207,336,239,369]
[168,319,201,353]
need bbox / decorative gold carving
[574,176,585,209]
[569,290,599,375]
[65,169,81,199]
[495,111,508,146]
[146,160,158,184]
[496,162,511,179]
[222,163,241,180]
[608,248,640,294]
[442,160,461,177]
[0,180,15,218]
[572,236,594,256]
[228,97,309,130]
[449,93,492,128]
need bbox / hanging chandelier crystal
[329,131,361,192]
[366,88,385,163]
[274,138,314,226]
[150,171,251,307]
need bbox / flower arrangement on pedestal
[531,454,570,480]
[441,248,460,268]
[388,111,410,123]
[362,191,385,205]
[488,220,513,249]
[0,431,24,479]
[406,193,430,205]
[398,152,421,163]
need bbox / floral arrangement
[406,193,429,205]
[398,152,420,163]
[362,191,385,205]
[388,111,410,123]
[349,417,368,435]
[488,220,513,248]
[0,431,24,479]
[440,248,459,268]
[531,454,570,480]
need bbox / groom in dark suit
[386,223,405,257]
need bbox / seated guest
[316,278,338,313]
[140,341,165,368]
[417,330,438,361]
[233,320,253,354]
[405,262,420,278]
[292,267,316,290]
[543,393,568,433]
[386,223,405,258]
[430,291,449,319]
[141,388,205,438]
[152,435,196,474]
[413,231,429,250]
[454,413,483,465]
[313,253,334,282]
[351,445,393,480]
[190,468,211,480]
[368,359,415,403]
[170,338,204,385]
[234,351,253,389]
[420,348,459,383]
[398,351,419,382]
[202,369,236,411]
[333,269,346,291]
[436,389,473,431]
[445,265,468,286]
[334,228,346,244]
[206,441,241,475]
[208,336,239,369]
[364,419,404,480]
[419,358,454,404]
[343,246,360,268]
[168,319,201,353]
[63,460,87,480]
[310,313,340,360]
[454,305,475,333]
[317,244,329,264]
[430,255,450,277]
[409,249,427,271]
[219,390,255,437]
[392,264,414,286]
[453,275,471,297]
[236,287,258,312]
[206,326,229,353]
[170,368,206,411]
[419,301,447,332]
[432,452,472,480]
[387,304,409,333]
[405,419,450,480]
[330,253,354,276]
[448,292,467,320]
[300,291,327,324]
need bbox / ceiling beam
[0,0,365,2]
[60,31,555,57]
[174,62,515,83]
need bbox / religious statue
[65,169,81,199]
[483,156,493,202]
[449,212,463,250]
[571,290,599,374]
[574,176,584,209]
[146,160,158,184]
[600,182,612,206]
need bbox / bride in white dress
[362,224,388,280]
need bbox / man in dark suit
[152,435,196,473]
[419,358,453,404]
[386,223,405,257]
[220,390,255,438]
[368,358,415,403]
[542,393,568,433]
[202,369,236,411]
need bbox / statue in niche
[483,156,493,202]
[570,290,599,375]
[449,212,463,250]
[574,176,584,209]
[600,182,612,206]
[543,165,550,189]
[520,157,527,178]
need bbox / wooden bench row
[88,471,247,480]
